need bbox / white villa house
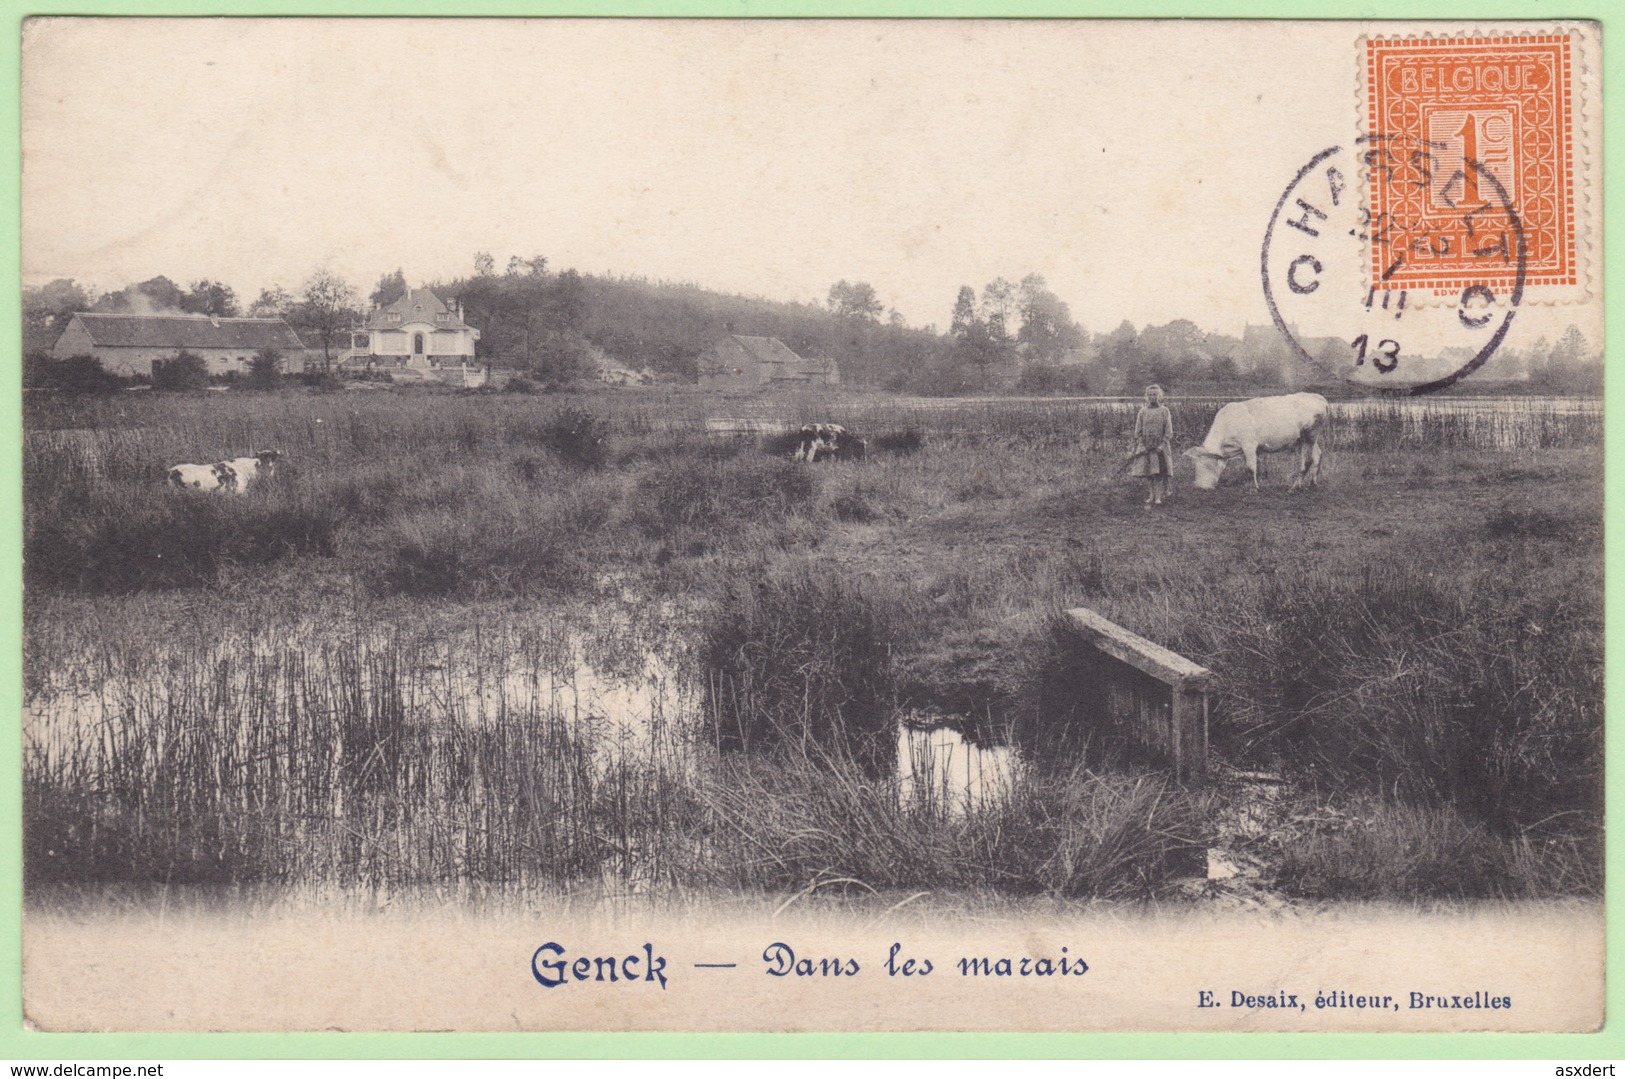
[343,287,485,387]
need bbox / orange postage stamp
[1364,34,1576,296]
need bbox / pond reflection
[896,725,1017,812]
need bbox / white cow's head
[1183,447,1227,490]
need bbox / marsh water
[22,390,1602,895]
[25,602,1011,816]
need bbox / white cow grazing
[1183,394,1328,491]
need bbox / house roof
[721,335,804,365]
[711,335,837,369]
[1241,324,1282,350]
[787,355,839,374]
[67,313,307,351]
[366,287,471,330]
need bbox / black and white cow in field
[167,461,237,492]
[168,449,282,493]
[217,450,282,492]
[794,424,866,463]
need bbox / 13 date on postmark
[1261,134,1525,394]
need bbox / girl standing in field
[1129,384,1174,506]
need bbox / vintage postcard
[17,17,1605,1036]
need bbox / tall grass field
[23,387,1604,905]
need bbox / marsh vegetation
[23,389,1604,905]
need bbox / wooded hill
[26,262,1603,396]
[433,268,988,393]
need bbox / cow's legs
[1244,447,1260,490]
[1290,438,1322,490]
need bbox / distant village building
[1241,323,1529,386]
[597,360,655,387]
[344,287,485,387]
[1485,346,1532,382]
[51,313,310,376]
[696,335,840,390]
[1398,345,1529,384]
[1239,323,1344,388]
[1049,345,1099,368]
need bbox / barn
[51,313,311,377]
[696,335,840,391]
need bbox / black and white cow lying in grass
[168,450,282,494]
[793,423,866,463]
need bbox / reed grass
[24,596,1204,899]
[22,387,1604,901]
[25,610,699,889]
[1276,797,1600,900]
[697,753,1206,899]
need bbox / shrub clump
[24,353,125,395]
[1208,566,1602,845]
[632,455,818,539]
[870,428,925,456]
[699,758,1206,898]
[25,490,344,593]
[300,369,347,392]
[151,351,210,392]
[374,492,603,597]
[541,406,611,469]
[829,488,884,523]
[1276,798,1600,900]
[700,569,904,776]
[247,348,283,389]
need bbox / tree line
[24,256,1602,396]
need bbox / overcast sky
[21,18,1598,349]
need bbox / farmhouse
[598,360,655,386]
[696,335,840,391]
[1239,323,1352,388]
[51,313,311,377]
[343,287,485,387]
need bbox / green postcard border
[0,0,1616,1062]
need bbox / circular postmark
[1261,134,1526,394]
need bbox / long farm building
[51,312,311,377]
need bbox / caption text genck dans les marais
[528,940,1511,1010]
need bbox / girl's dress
[1130,405,1173,477]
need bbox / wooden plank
[1064,608,1214,690]
[1171,687,1209,780]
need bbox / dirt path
[1172,763,1321,910]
